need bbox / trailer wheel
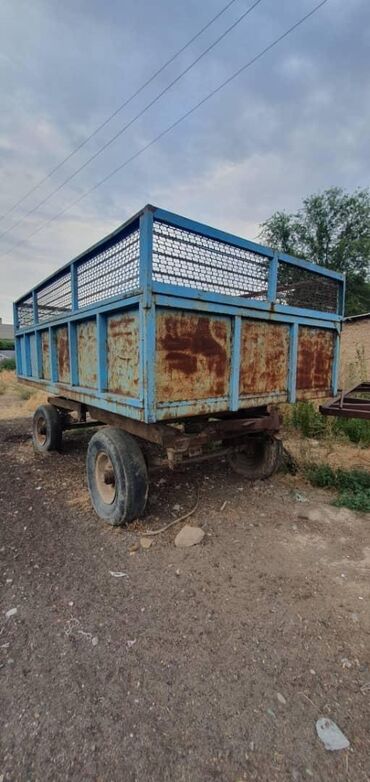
[86,427,148,525]
[228,435,282,480]
[32,404,63,452]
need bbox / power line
[3,0,330,262]
[0,0,263,242]
[0,0,241,224]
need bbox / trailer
[320,382,370,420]
[14,205,345,525]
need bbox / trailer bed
[14,205,344,424]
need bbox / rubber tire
[86,427,148,526]
[32,404,63,453]
[228,435,282,480]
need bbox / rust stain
[239,320,289,395]
[56,326,70,383]
[41,331,50,380]
[296,327,334,391]
[107,312,139,397]
[77,320,97,389]
[156,310,231,403]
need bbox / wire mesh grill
[276,262,339,313]
[152,221,270,298]
[17,295,34,328]
[37,270,72,323]
[77,229,140,309]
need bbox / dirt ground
[1,398,370,781]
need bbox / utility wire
[0,0,241,223]
[3,0,329,262]
[0,0,263,242]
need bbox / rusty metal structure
[14,205,345,525]
[320,382,370,420]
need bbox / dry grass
[0,371,48,420]
[284,433,370,473]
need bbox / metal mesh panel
[276,262,339,313]
[17,296,34,328]
[152,221,270,298]
[77,229,140,308]
[37,270,72,323]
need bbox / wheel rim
[95,451,116,505]
[35,415,47,447]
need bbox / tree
[259,187,370,315]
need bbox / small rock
[140,537,153,549]
[5,608,17,619]
[92,636,98,646]
[109,571,128,578]
[293,491,308,503]
[341,657,352,669]
[316,717,350,751]
[351,612,359,623]
[276,692,287,705]
[174,525,205,548]
[173,503,181,512]
[129,542,140,553]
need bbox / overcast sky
[0,0,368,321]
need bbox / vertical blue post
[139,208,154,307]
[332,330,340,395]
[68,321,78,386]
[24,334,32,377]
[339,273,346,317]
[32,289,42,379]
[139,208,156,422]
[13,303,21,375]
[229,315,241,411]
[96,313,107,392]
[49,327,58,383]
[71,262,78,312]
[267,253,278,302]
[32,290,38,325]
[288,323,298,403]
[13,302,18,332]
[15,337,23,375]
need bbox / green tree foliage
[259,187,370,315]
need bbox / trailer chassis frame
[48,395,281,469]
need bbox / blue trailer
[14,205,344,524]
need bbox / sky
[0,0,369,322]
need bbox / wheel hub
[35,415,47,446]
[95,451,116,504]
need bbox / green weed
[0,358,16,372]
[287,401,370,447]
[305,463,370,513]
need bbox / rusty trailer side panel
[107,312,140,398]
[77,320,97,389]
[14,204,344,424]
[56,326,70,384]
[239,320,290,398]
[296,327,334,393]
[156,309,231,403]
[41,331,50,380]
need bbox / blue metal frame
[14,204,345,424]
